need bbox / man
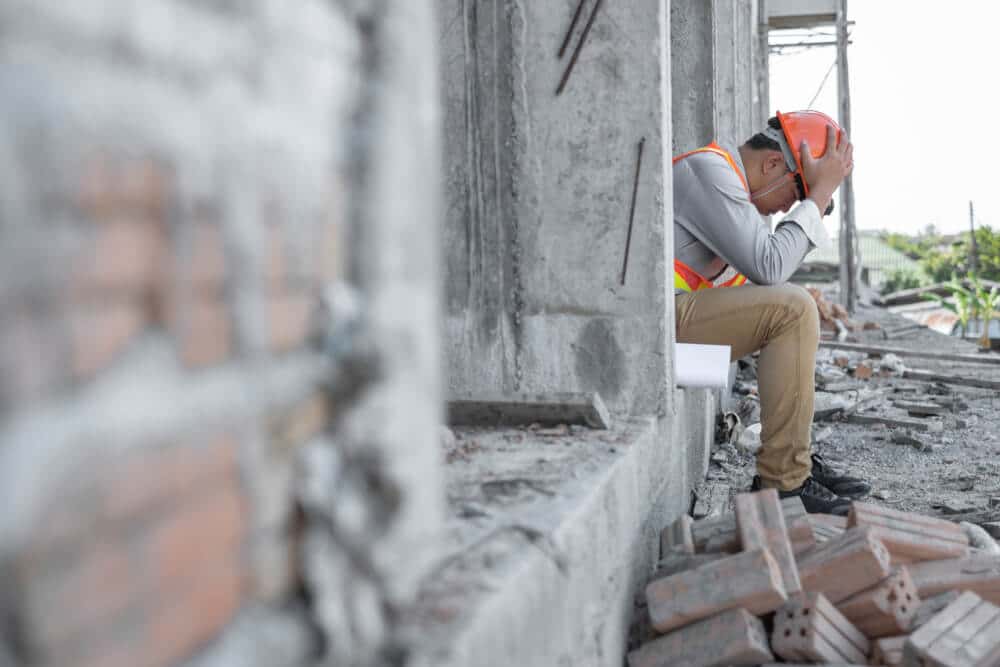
[673,110,869,515]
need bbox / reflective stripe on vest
[672,143,749,293]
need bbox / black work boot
[751,475,853,516]
[810,453,871,499]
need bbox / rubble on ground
[808,287,881,338]
[629,490,1000,666]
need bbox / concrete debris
[632,490,1000,667]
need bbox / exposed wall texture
[0,2,443,666]
[439,0,673,417]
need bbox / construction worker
[673,110,869,515]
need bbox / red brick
[268,291,313,353]
[903,591,1000,666]
[146,482,246,587]
[71,219,167,296]
[771,592,869,664]
[69,300,147,378]
[627,608,773,667]
[736,489,802,595]
[652,552,726,580]
[908,555,1000,605]
[848,502,969,563]
[836,567,920,638]
[147,562,242,667]
[103,435,239,522]
[691,514,739,554]
[646,548,787,633]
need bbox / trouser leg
[675,284,819,490]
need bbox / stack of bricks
[630,493,1000,667]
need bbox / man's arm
[674,155,830,285]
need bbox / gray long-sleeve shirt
[673,142,831,293]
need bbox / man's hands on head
[800,124,854,215]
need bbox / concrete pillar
[671,0,763,153]
[439,1,673,417]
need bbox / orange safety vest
[673,142,749,293]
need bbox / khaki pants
[675,284,818,490]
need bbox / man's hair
[744,116,782,152]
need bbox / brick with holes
[771,592,869,664]
[836,566,920,638]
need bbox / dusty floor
[705,289,1000,530]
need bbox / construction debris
[808,287,878,337]
[630,490,1000,667]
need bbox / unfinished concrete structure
[425,1,768,665]
[0,0,769,666]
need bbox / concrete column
[439,0,673,417]
[671,0,762,152]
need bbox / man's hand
[800,124,854,214]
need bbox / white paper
[675,343,732,388]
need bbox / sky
[768,2,1000,237]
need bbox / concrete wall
[0,2,443,666]
[671,0,763,153]
[439,0,673,417]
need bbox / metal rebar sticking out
[555,0,603,96]
[557,0,588,59]
[620,137,645,286]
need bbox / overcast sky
[768,2,1000,237]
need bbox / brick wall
[0,2,443,666]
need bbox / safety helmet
[762,110,843,201]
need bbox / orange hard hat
[764,110,843,199]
